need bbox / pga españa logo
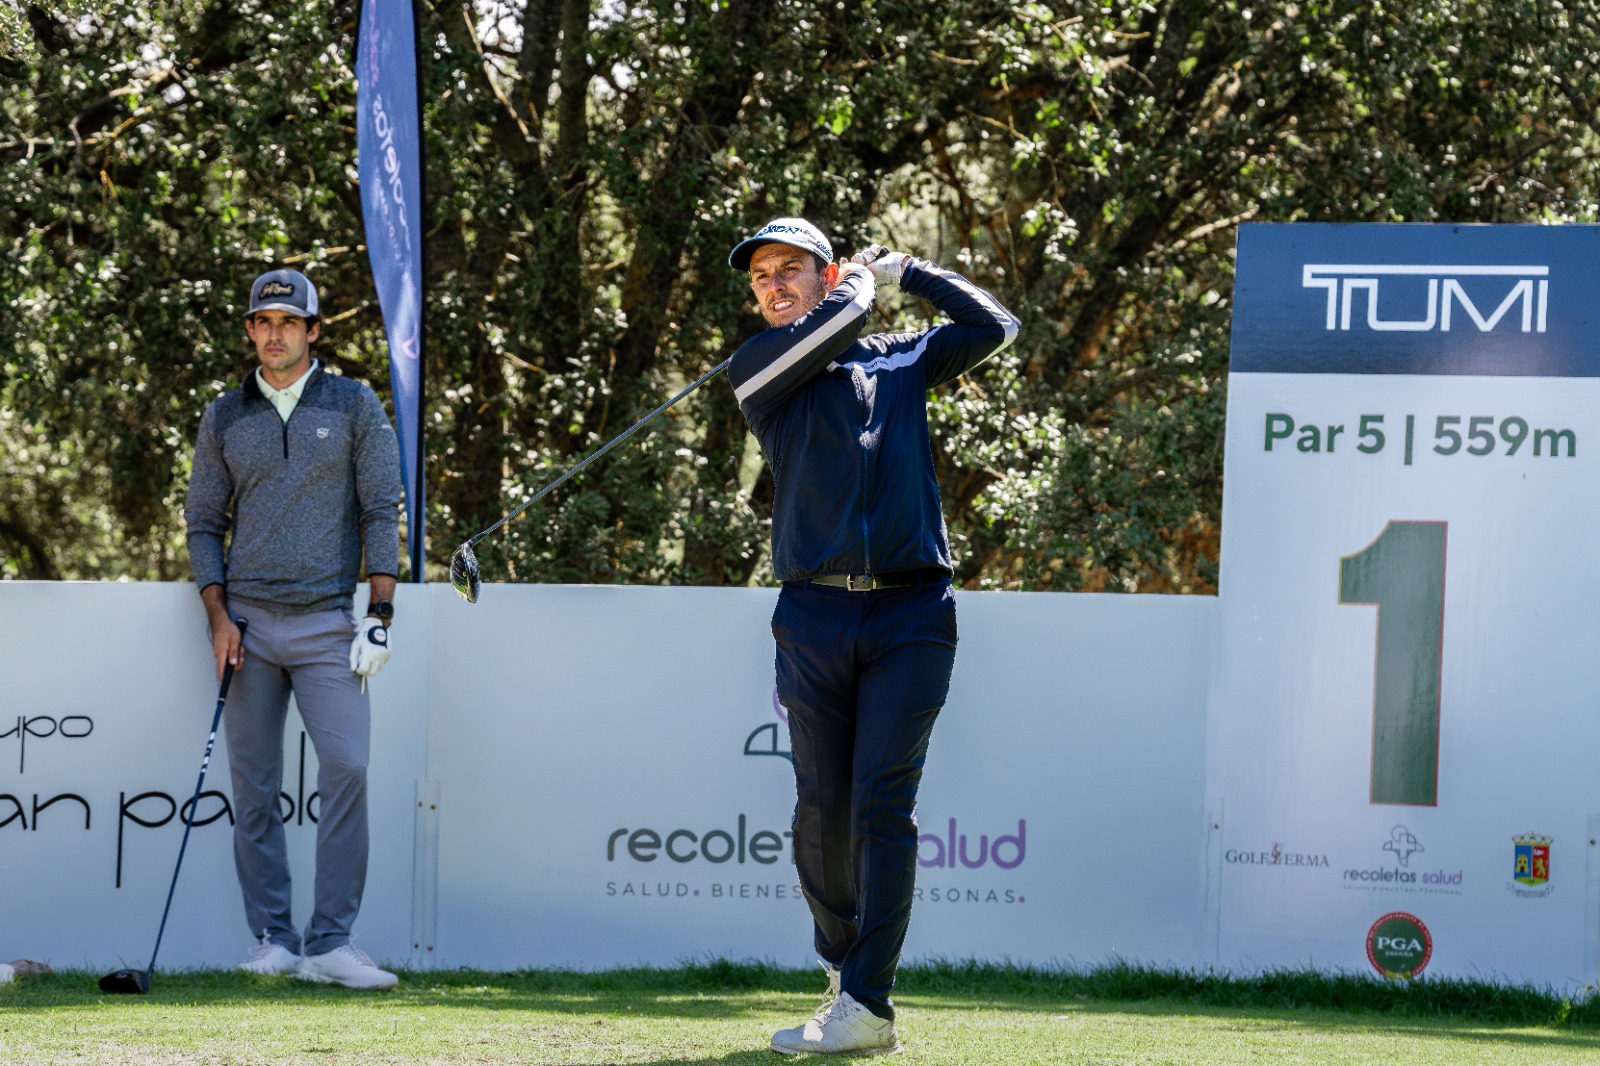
[1366,911,1433,980]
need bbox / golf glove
[350,616,391,678]
[851,244,908,287]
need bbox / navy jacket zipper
[855,370,873,575]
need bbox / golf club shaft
[467,358,730,547]
[147,622,246,974]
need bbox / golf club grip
[470,358,731,546]
[218,615,247,694]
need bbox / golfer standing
[184,268,402,990]
[726,219,1018,1054]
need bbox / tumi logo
[1302,264,1548,334]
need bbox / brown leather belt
[807,570,947,592]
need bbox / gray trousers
[224,600,369,957]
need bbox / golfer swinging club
[726,218,1019,1054]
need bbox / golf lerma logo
[1366,911,1433,980]
[1222,841,1330,867]
[259,281,296,298]
[1301,263,1548,333]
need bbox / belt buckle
[847,573,870,592]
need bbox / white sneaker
[238,938,301,975]
[295,942,398,991]
[771,990,902,1056]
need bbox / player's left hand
[851,244,908,287]
[350,616,391,678]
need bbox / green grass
[3,960,1599,1064]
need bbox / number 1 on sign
[1338,522,1446,806]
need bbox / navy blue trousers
[772,576,958,1021]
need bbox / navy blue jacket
[729,258,1019,583]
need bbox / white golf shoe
[770,990,902,1056]
[295,942,398,990]
[238,937,301,975]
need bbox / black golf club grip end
[99,968,151,994]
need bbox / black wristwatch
[366,600,394,624]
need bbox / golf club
[451,358,731,602]
[99,617,248,994]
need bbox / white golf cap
[728,217,834,272]
[247,268,319,319]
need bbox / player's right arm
[728,265,874,417]
[199,583,242,679]
[184,404,241,678]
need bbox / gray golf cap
[728,217,834,272]
[247,268,320,319]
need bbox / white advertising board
[0,582,1213,972]
[0,582,428,971]
[1208,224,1600,989]
[425,585,1214,969]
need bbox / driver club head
[98,967,151,994]
[450,542,481,603]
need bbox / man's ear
[307,320,322,344]
[823,260,841,290]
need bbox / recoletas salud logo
[1343,825,1463,895]
[604,691,1027,884]
[739,690,1024,872]
[1384,825,1423,866]
[1302,264,1547,333]
[918,819,1025,869]
[743,689,793,763]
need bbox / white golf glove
[350,616,391,680]
[850,244,908,287]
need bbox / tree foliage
[4,1,1598,589]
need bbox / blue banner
[356,0,425,578]
[1230,223,1600,377]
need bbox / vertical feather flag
[356,0,426,579]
